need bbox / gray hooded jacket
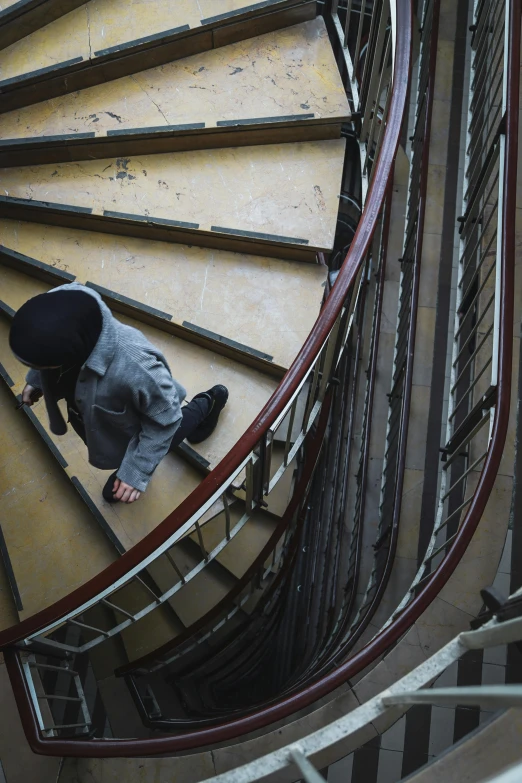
[26,283,186,491]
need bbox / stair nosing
[0,199,321,262]
[0,115,347,167]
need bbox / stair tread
[0,139,345,253]
[0,265,278,550]
[148,549,237,629]
[0,0,299,85]
[110,581,185,664]
[0,218,326,369]
[189,507,278,579]
[0,376,116,624]
[0,18,349,144]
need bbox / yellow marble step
[0,0,88,51]
[106,580,186,664]
[0,18,350,165]
[146,543,237,630]
[188,506,278,579]
[0,265,278,550]
[0,218,327,370]
[0,372,116,627]
[0,139,345,261]
[0,0,315,112]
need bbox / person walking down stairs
[8,282,229,505]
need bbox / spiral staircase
[0,0,521,782]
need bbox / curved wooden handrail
[0,0,411,652]
[9,0,517,762]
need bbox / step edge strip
[181,322,274,362]
[102,210,199,230]
[70,476,126,555]
[0,245,76,283]
[0,116,347,150]
[0,195,92,214]
[107,123,206,137]
[216,113,315,126]
[210,225,309,245]
[85,282,172,321]
[22,404,69,469]
[0,523,23,612]
[201,0,288,24]
[0,359,15,387]
[172,442,211,474]
[0,133,96,146]
[93,24,191,58]
[0,56,84,90]
[0,298,15,320]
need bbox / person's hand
[113,478,141,504]
[22,384,42,406]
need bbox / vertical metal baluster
[223,492,232,541]
[364,32,392,172]
[354,0,369,82]
[263,431,274,495]
[317,313,342,402]
[360,1,389,140]
[134,575,161,602]
[245,456,255,513]
[345,0,353,46]
[303,355,322,431]
[194,521,208,562]
[165,550,186,584]
[271,541,278,569]
[284,397,298,467]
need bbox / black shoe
[187,385,229,444]
[102,471,120,503]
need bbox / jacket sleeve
[26,368,42,389]
[116,367,183,492]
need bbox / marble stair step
[0,219,327,371]
[0,139,345,262]
[0,0,315,112]
[102,579,186,666]
[188,506,279,579]
[0,0,88,51]
[0,264,278,551]
[0,18,350,165]
[146,540,238,631]
[0,369,117,628]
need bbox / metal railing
[329,0,395,192]
[193,584,522,782]
[382,0,512,629]
[342,0,440,650]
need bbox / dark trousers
[169,396,211,449]
[68,396,211,449]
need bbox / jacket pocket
[92,404,129,429]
